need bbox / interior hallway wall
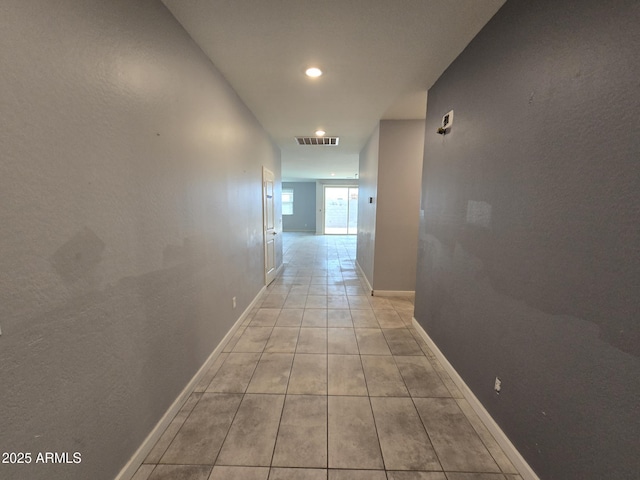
[356,125,380,283]
[0,1,281,479]
[357,120,424,293]
[415,0,640,478]
[282,182,316,232]
[374,120,424,292]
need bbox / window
[282,188,294,215]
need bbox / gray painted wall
[282,182,316,232]
[357,121,424,292]
[356,125,380,284]
[415,1,640,479]
[0,1,281,479]
[374,120,424,292]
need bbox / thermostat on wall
[442,110,454,129]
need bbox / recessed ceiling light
[315,130,326,136]
[305,67,323,77]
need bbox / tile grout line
[326,316,330,474]
[149,386,207,467]
[246,270,291,473]
[212,318,276,469]
[400,354,446,476]
[210,351,263,468]
[366,389,388,474]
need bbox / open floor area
[131,234,522,480]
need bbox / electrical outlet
[232,297,237,309]
[494,377,502,394]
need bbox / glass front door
[324,186,358,234]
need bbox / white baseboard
[115,286,267,480]
[277,263,284,275]
[373,290,415,298]
[355,261,374,296]
[412,318,539,480]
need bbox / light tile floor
[133,233,523,480]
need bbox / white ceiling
[161,0,505,181]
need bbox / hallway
[131,234,521,480]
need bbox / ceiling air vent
[295,136,339,146]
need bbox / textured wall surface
[0,1,280,479]
[356,125,380,285]
[415,0,640,478]
[374,120,424,292]
[282,182,316,232]
[357,121,425,292]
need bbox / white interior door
[263,167,277,285]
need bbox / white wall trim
[355,260,374,296]
[412,318,540,480]
[275,262,284,278]
[115,285,267,480]
[354,260,415,298]
[373,289,415,298]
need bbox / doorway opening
[323,186,358,234]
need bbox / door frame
[262,166,277,285]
